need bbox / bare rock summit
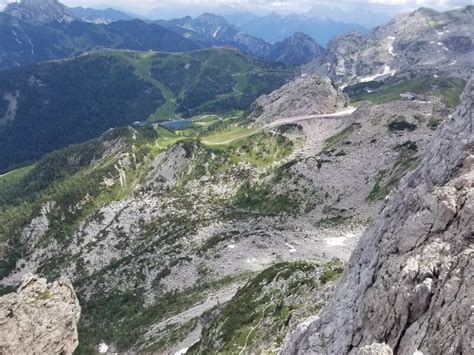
[247,75,348,125]
[0,273,81,355]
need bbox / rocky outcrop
[283,77,473,354]
[357,343,393,355]
[247,75,348,124]
[0,273,81,354]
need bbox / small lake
[159,119,193,130]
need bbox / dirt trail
[202,107,357,146]
[265,107,357,129]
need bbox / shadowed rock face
[268,32,325,66]
[283,77,473,354]
[0,274,81,355]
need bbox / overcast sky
[0,0,471,16]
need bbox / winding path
[264,107,357,129]
[202,107,357,146]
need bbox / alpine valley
[0,1,472,355]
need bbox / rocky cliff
[0,274,81,354]
[283,77,473,354]
[309,6,473,85]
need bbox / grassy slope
[347,77,466,108]
[190,261,344,354]
[96,49,295,120]
[0,48,294,172]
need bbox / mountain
[0,274,81,354]
[0,12,72,69]
[307,3,394,28]
[4,0,135,25]
[0,5,470,354]
[69,6,134,24]
[283,76,473,355]
[267,32,325,65]
[234,13,368,46]
[0,66,461,352]
[221,11,258,27]
[308,6,474,85]
[157,13,326,65]
[4,0,75,24]
[0,7,325,70]
[0,12,201,70]
[0,48,294,171]
[156,13,272,59]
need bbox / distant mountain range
[0,12,200,69]
[69,6,134,24]
[156,13,326,64]
[228,13,367,46]
[0,1,329,69]
[4,0,135,24]
[307,3,394,28]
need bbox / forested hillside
[0,48,294,171]
[0,12,199,70]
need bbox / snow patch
[325,236,347,247]
[1,91,19,126]
[175,348,189,355]
[285,242,297,253]
[98,343,109,353]
[387,36,396,56]
[212,26,221,38]
[11,29,22,45]
[359,65,396,83]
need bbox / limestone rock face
[283,78,473,354]
[247,75,348,125]
[309,6,474,84]
[357,343,393,355]
[0,274,81,355]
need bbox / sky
[0,0,471,16]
